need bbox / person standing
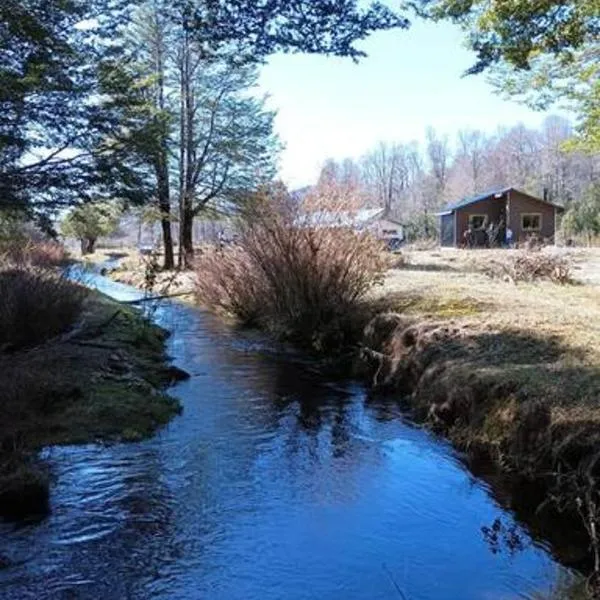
[506,227,514,249]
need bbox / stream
[0,269,579,599]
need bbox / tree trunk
[177,13,195,270]
[156,152,174,269]
[181,202,194,268]
[152,0,174,271]
[160,212,174,269]
[81,237,96,255]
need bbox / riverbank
[0,289,186,519]
[81,248,196,297]
[365,248,600,471]
[93,246,600,478]
[361,248,600,569]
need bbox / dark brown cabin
[438,187,564,248]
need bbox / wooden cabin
[438,187,563,247]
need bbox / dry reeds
[0,267,87,351]
[195,185,388,351]
[0,240,70,268]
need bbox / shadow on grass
[105,252,130,261]
[439,329,590,366]
[397,262,460,273]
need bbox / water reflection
[0,273,580,599]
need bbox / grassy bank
[360,248,600,572]
[0,287,186,519]
[365,248,600,468]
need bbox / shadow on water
[0,270,584,600]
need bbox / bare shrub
[0,240,70,267]
[485,251,573,284]
[0,217,70,267]
[195,186,388,351]
[0,267,88,351]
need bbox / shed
[438,187,564,247]
[295,208,404,249]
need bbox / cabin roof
[438,187,564,216]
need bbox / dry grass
[381,248,600,355]
[0,240,70,267]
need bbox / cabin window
[382,229,398,235]
[468,214,486,230]
[521,213,541,231]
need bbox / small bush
[195,186,388,352]
[0,214,70,267]
[485,251,573,285]
[0,267,88,351]
[402,211,439,245]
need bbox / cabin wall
[507,191,556,243]
[440,214,454,247]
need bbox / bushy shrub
[0,214,70,267]
[61,201,122,255]
[195,187,388,351]
[0,267,88,351]
[402,211,439,244]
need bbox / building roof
[295,208,386,228]
[438,187,564,216]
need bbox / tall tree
[362,143,408,214]
[175,43,278,265]
[457,129,486,193]
[416,0,599,153]
[0,0,141,220]
[120,1,177,268]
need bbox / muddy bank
[0,292,187,519]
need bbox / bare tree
[174,8,278,266]
[426,127,450,202]
[457,129,487,193]
[315,115,599,239]
[362,142,408,213]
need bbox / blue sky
[257,19,552,188]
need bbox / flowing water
[0,271,578,599]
